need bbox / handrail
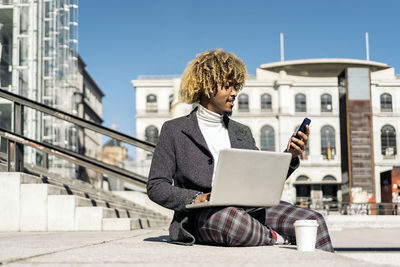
[339,202,399,215]
[0,127,147,186]
[0,88,155,152]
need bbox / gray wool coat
[147,108,299,245]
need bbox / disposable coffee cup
[294,220,319,252]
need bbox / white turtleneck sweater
[197,105,231,183]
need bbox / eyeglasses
[223,81,238,90]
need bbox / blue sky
[78,0,400,153]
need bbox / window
[169,94,174,111]
[322,175,336,182]
[295,176,311,199]
[68,126,77,151]
[260,125,275,151]
[296,175,309,182]
[380,93,393,112]
[294,125,309,160]
[146,94,157,112]
[321,125,335,160]
[261,93,272,111]
[295,93,306,112]
[321,94,332,112]
[145,125,159,144]
[44,119,51,137]
[238,94,249,112]
[381,125,397,156]
[322,176,338,203]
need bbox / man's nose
[231,87,238,96]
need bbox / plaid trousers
[191,201,334,252]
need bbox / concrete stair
[0,172,170,232]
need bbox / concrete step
[48,195,93,231]
[113,191,173,219]
[0,172,169,232]
[47,180,154,213]
[102,218,132,231]
[20,183,67,231]
[69,194,160,219]
[115,208,129,218]
[0,172,40,231]
[147,218,170,228]
[49,180,161,218]
[75,207,117,231]
[36,173,163,216]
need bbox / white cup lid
[294,219,319,227]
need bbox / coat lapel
[224,116,248,149]
[181,108,212,157]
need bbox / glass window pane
[381,125,397,156]
[380,93,393,112]
[238,94,249,111]
[321,94,332,112]
[145,125,159,159]
[261,93,272,111]
[296,175,309,182]
[323,175,336,181]
[295,94,306,112]
[146,94,157,112]
[321,126,335,160]
[260,125,275,151]
[169,94,174,111]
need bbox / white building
[131,58,400,207]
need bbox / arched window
[321,125,335,160]
[145,125,159,144]
[295,176,311,199]
[322,176,338,204]
[296,175,309,182]
[260,125,275,151]
[381,125,397,156]
[261,93,272,111]
[169,94,174,111]
[294,125,309,160]
[321,94,332,112]
[238,94,249,111]
[146,94,157,112]
[295,93,307,112]
[380,93,393,112]
[322,175,336,181]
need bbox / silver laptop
[186,148,292,209]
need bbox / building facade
[0,0,104,183]
[132,58,400,207]
[75,56,104,185]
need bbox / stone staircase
[0,172,171,232]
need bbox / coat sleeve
[286,156,299,178]
[147,122,199,212]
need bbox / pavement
[0,227,400,266]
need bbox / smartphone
[295,118,311,140]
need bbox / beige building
[75,56,104,185]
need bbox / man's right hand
[194,193,211,204]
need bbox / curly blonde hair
[179,49,248,104]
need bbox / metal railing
[0,88,156,188]
[294,197,400,216]
[339,202,399,215]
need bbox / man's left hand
[286,125,310,160]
